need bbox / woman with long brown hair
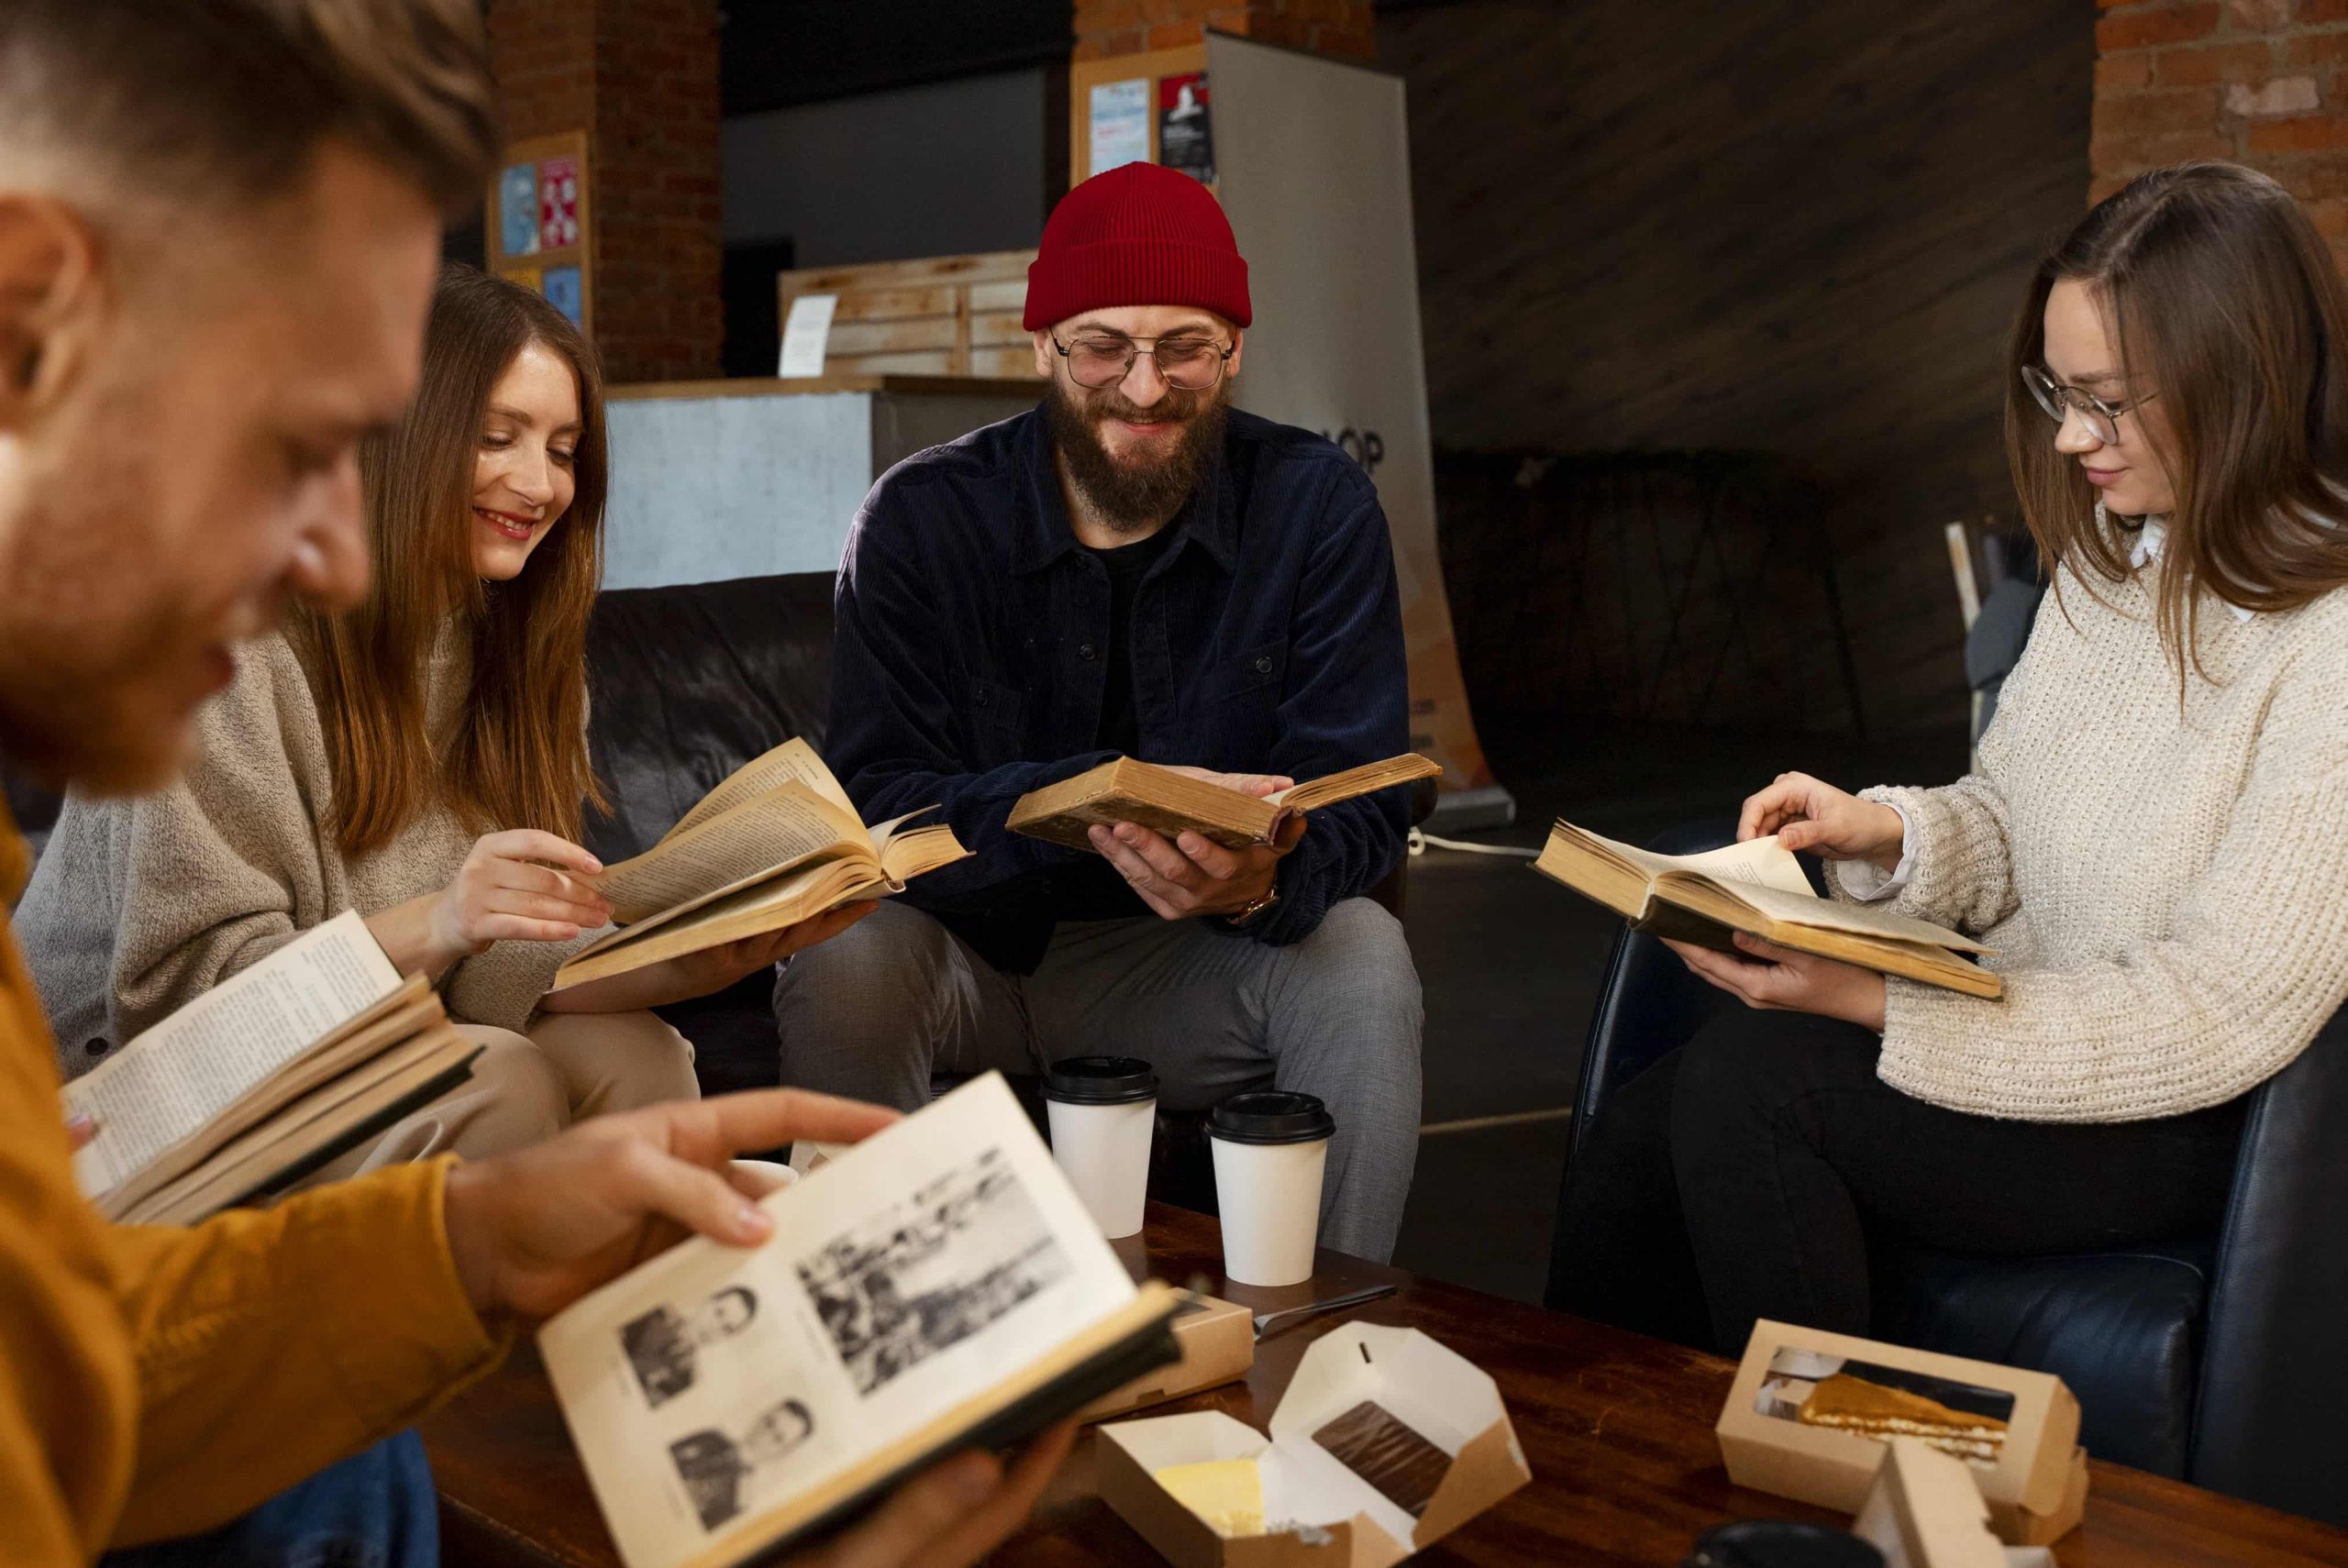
[1554,161,2348,1353]
[18,266,867,1162]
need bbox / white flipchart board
[1206,32,1508,827]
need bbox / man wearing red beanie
[776,163,1423,1263]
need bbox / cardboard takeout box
[1079,1294,1255,1423]
[1098,1323,1530,1568]
[1716,1320,2087,1547]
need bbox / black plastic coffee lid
[1043,1055,1158,1105]
[1209,1090,1335,1145]
[1681,1521,1884,1568]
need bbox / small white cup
[1209,1091,1335,1286]
[1044,1056,1158,1240]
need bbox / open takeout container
[1854,1438,2058,1568]
[1717,1320,2088,1546]
[1098,1323,1530,1568]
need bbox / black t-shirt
[1053,520,1182,923]
[1085,522,1181,756]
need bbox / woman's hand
[542,902,880,1013]
[1738,772,1904,872]
[1664,933,1888,1032]
[435,830,612,954]
[367,830,612,980]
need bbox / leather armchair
[1546,821,2348,1524]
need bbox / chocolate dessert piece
[1312,1400,1450,1518]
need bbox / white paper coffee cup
[1044,1056,1158,1240]
[1209,1091,1335,1286]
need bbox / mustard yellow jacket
[0,811,505,1561]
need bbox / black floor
[1390,718,1969,1303]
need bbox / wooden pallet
[774,250,1043,381]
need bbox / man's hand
[1091,815,1305,920]
[1663,933,1888,1032]
[792,1422,1077,1568]
[442,1088,899,1323]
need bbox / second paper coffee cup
[1209,1090,1336,1286]
[1044,1056,1157,1239]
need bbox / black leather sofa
[1546,821,2348,1525]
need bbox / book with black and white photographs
[538,1073,1184,1568]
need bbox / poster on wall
[543,266,583,328]
[1157,73,1213,184]
[499,162,539,257]
[1206,34,1506,824]
[538,154,581,250]
[1089,79,1150,174]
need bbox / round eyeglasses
[1051,332,1235,392]
[2022,364,2154,447]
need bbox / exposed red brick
[2154,39,2276,85]
[2231,0,2294,27]
[2305,0,2348,19]
[2095,4,2222,51]
[2098,53,2157,91]
[2092,86,2222,135]
[2247,112,2348,149]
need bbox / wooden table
[425,1204,2348,1568]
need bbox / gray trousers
[770,898,1423,1262]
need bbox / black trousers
[1552,1006,2249,1354]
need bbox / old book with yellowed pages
[554,739,968,990]
[539,1072,1184,1568]
[64,911,481,1225]
[1005,753,1441,853]
[1534,820,2001,999]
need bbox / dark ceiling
[719,0,1073,116]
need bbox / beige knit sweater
[1823,550,2348,1123]
[16,631,590,1075]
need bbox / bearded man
[774,162,1423,1263]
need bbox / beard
[1047,375,1230,534]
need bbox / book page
[596,783,862,924]
[1692,877,1992,954]
[65,911,400,1199]
[540,1074,1134,1568]
[665,739,855,842]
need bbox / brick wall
[486,0,722,382]
[1072,0,1373,62]
[2094,0,2348,261]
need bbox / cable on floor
[1408,827,1542,859]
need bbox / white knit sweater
[1824,552,2348,1123]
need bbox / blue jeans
[102,1432,436,1568]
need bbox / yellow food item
[1154,1457,1266,1537]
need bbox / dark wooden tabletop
[424,1203,2348,1568]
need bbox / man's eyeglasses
[2022,364,2154,447]
[1051,332,1235,392]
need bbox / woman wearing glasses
[1556,160,2348,1353]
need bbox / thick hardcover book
[64,911,480,1223]
[1534,819,2001,999]
[556,739,968,990]
[1006,753,1441,854]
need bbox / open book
[1005,753,1442,854]
[555,740,969,991]
[64,911,480,1225]
[541,1072,1184,1568]
[1534,820,2002,999]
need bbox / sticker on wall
[1158,72,1213,185]
[1089,78,1150,175]
[542,265,583,328]
[538,154,581,250]
[499,162,539,257]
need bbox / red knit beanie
[1023,162,1252,330]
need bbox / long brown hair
[293,264,608,856]
[2005,160,2348,675]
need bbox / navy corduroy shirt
[825,403,1412,974]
